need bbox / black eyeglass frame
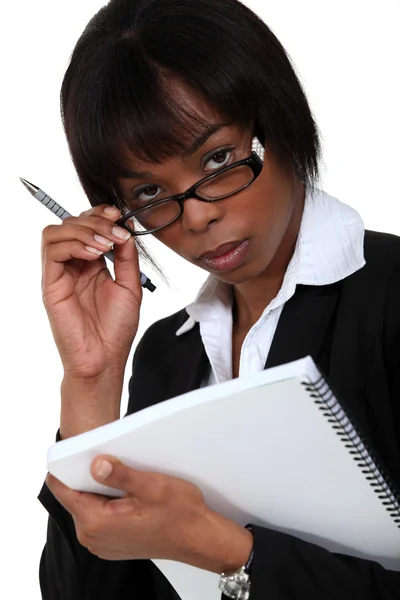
[115,152,263,236]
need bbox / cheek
[248,159,297,230]
[152,224,186,256]
[245,188,293,237]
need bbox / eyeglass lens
[125,164,254,233]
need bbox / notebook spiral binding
[302,375,400,529]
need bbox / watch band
[243,525,254,574]
[218,525,255,600]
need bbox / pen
[19,177,156,292]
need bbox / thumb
[91,456,137,493]
[113,235,142,297]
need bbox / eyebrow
[120,122,230,180]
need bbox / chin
[212,261,270,286]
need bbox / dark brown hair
[61,0,321,265]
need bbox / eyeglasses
[115,137,265,236]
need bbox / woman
[38,0,400,598]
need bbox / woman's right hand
[41,205,143,381]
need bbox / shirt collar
[176,188,365,336]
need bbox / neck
[233,187,305,332]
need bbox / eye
[132,185,162,206]
[204,149,232,171]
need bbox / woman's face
[117,90,304,289]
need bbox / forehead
[114,78,238,169]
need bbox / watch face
[219,568,251,600]
[226,579,249,595]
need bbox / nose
[181,197,224,233]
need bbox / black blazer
[39,230,400,599]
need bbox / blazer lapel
[165,324,210,400]
[265,283,341,369]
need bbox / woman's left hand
[46,457,253,573]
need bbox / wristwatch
[218,526,254,600]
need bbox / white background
[1,0,399,597]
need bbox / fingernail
[95,459,113,479]
[94,234,113,248]
[86,246,103,255]
[112,226,131,240]
[104,206,119,215]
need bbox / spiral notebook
[47,356,400,600]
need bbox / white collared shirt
[175,189,366,386]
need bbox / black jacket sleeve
[38,479,180,600]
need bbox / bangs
[62,0,321,214]
[62,40,251,204]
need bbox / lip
[199,240,243,259]
[199,239,249,272]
